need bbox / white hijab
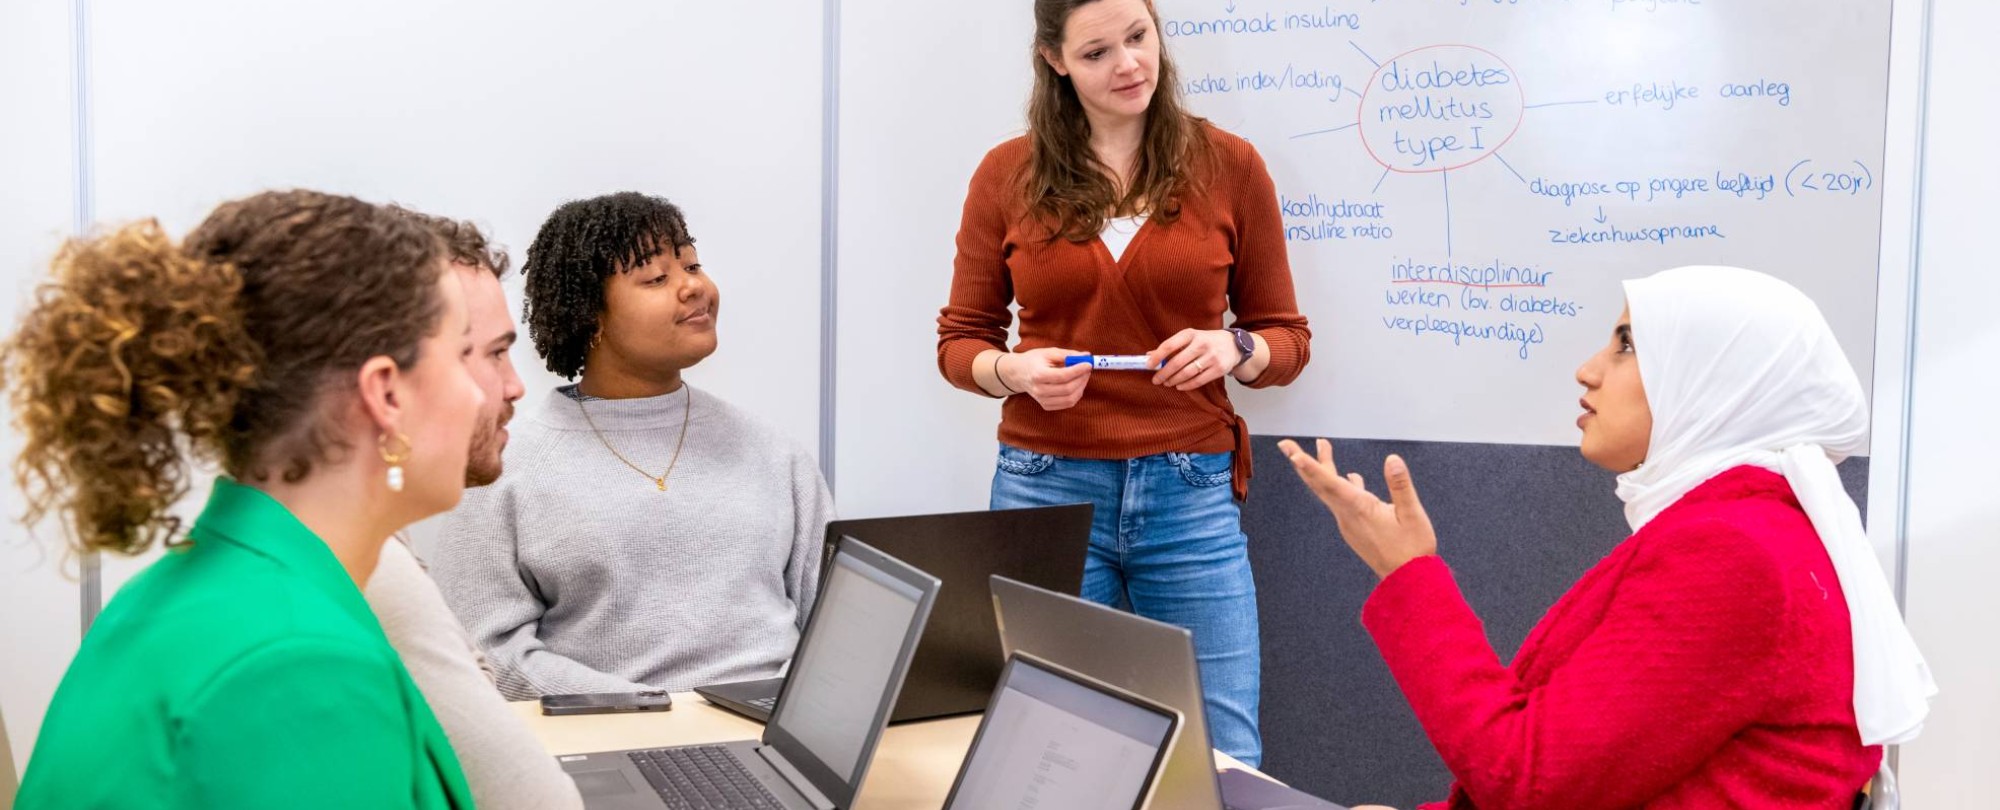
[1614,266,1935,749]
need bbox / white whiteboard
[1163,0,1892,443]
[832,1,1893,517]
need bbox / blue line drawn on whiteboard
[1349,41,1380,68]
[1292,121,1359,140]
[1442,170,1453,258]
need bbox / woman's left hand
[1148,329,1239,390]
[1277,438,1438,579]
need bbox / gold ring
[1192,361,1205,372]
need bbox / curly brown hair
[1024,0,1214,242]
[387,204,510,278]
[5,189,448,556]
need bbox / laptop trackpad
[571,768,638,797]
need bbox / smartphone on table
[539,689,674,716]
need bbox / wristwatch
[1226,327,1255,365]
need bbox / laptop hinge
[757,746,836,810]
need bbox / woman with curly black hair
[431,192,833,699]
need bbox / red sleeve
[1224,140,1310,388]
[1361,522,1788,809]
[937,146,1018,396]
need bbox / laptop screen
[945,656,1178,810]
[766,545,928,784]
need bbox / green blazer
[17,479,474,809]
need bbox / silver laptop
[991,576,1347,810]
[943,651,1182,810]
[558,539,940,810]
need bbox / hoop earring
[379,432,413,492]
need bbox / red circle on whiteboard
[1357,44,1528,175]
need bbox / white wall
[1894,0,2000,803]
[832,0,1031,518]
[0,0,82,779]
[86,0,826,452]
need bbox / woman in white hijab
[1285,266,1933,809]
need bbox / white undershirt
[1100,214,1148,262]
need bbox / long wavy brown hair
[1025,0,1214,242]
[4,190,446,557]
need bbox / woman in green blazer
[8,190,488,808]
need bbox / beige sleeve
[367,540,583,810]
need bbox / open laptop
[991,576,1348,810]
[943,651,1182,810]
[558,539,940,810]
[697,504,1091,724]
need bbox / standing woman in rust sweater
[936,0,1310,766]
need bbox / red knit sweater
[937,125,1311,498]
[1364,467,1880,809]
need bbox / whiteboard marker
[1064,354,1161,371]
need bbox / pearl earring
[379,432,413,492]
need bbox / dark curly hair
[4,189,447,556]
[388,205,510,278]
[521,192,693,379]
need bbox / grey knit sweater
[432,385,831,700]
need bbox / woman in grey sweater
[432,192,833,700]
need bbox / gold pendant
[655,477,667,492]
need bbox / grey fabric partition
[1241,435,1869,808]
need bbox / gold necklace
[577,386,691,492]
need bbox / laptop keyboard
[627,746,786,809]
[745,696,777,711]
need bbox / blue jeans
[990,443,1263,767]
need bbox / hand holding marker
[1064,354,1163,371]
[1006,330,1241,410]
[1002,352,1156,413]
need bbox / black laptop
[696,503,1091,724]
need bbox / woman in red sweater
[1281,266,1933,808]
[936,0,1310,766]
